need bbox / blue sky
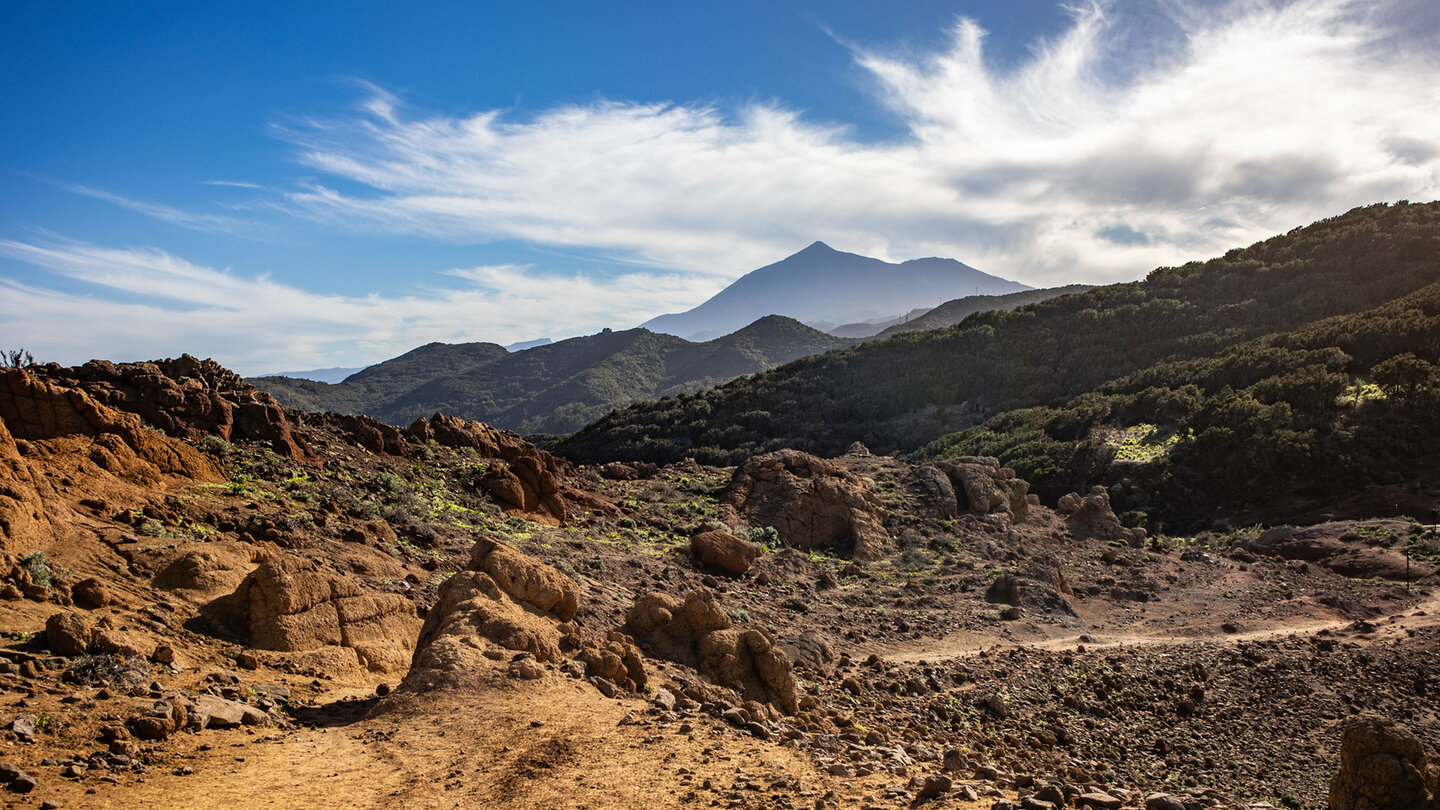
[3,0,1439,374]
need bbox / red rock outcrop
[204,556,420,674]
[57,356,310,460]
[408,414,570,525]
[1330,714,1438,810]
[0,416,55,552]
[720,450,890,561]
[626,589,798,715]
[1057,485,1146,546]
[690,530,760,576]
[0,367,223,552]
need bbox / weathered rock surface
[399,537,624,691]
[1057,486,1145,545]
[1330,714,1438,810]
[626,589,798,714]
[0,415,56,553]
[0,367,223,552]
[204,556,420,673]
[690,529,760,576]
[934,456,1031,522]
[1246,522,1437,581]
[721,450,890,561]
[409,414,570,525]
[47,356,309,460]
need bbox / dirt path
[35,678,996,810]
[880,589,1440,664]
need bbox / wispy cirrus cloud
[52,182,260,236]
[276,0,1440,285]
[0,238,715,374]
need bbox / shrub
[18,552,52,588]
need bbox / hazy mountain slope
[556,201,1440,469]
[642,241,1030,339]
[872,285,1095,338]
[252,316,851,434]
[258,365,368,384]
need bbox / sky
[3,0,1439,375]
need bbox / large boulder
[45,611,96,657]
[1330,715,1438,810]
[1057,486,1145,546]
[934,457,1031,522]
[690,530,760,576]
[407,569,564,685]
[468,537,580,621]
[720,450,890,561]
[626,589,797,715]
[204,556,420,673]
[399,537,626,692]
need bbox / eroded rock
[690,530,760,576]
[627,589,798,714]
[721,450,890,561]
[1329,714,1438,810]
[204,556,420,673]
[1057,486,1145,546]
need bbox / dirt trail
[38,678,996,810]
[880,589,1440,664]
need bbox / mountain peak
[799,240,837,254]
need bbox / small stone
[916,774,953,802]
[10,716,36,742]
[1076,792,1123,810]
[591,677,618,698]
[650,688,676,712]
[1034,785,1066,807]
[235,651,260,670]
[1145,794,1186,810]
[375,683,391,697]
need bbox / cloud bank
[279,0,1440,284]
[5,0,1439,373]
[0,239,713,375]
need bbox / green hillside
[555,201,1440,528]
[871,285,1095,339]
[252,315,852,435]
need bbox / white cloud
[55,182,258,236]
[277,0,1440,285]
[0,239,716,375]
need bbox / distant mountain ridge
[251,315,852,435]
[642,241,1030,340]
[872,285,1095,339]
[258,365,368,384]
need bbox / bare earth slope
[0,360,1436,810]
